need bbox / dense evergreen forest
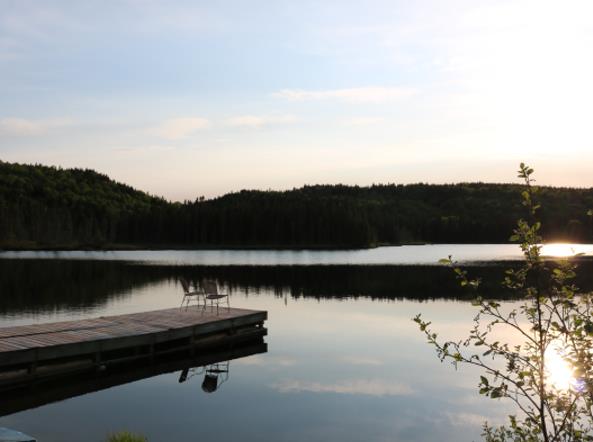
[1,160,592,249]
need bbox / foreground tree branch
[414,164,593,441]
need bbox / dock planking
[0,306,267,387]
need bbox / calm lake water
[2,243,593,265]
[1,245,592,442]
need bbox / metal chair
[202,280,230,313]
[179,277,203,309]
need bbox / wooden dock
[0,306,267,389]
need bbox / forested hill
[1,161,592,249]
[0,161,168,248]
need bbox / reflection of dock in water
[0,338,267,417]
[0,307,267,401]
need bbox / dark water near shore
[1,245,592,441]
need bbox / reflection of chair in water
[179,277,203,309]
[202,280,230,313]
[178,361,230,393]
[201,361,230,393]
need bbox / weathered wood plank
[0,307,267,369]
[0,307,262,344]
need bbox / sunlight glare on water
[545,340,576,392]
[541,243,593,258]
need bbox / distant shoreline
[3,162,593,251]
[0,241,421,252]
[1,241,578,253]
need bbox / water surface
[2,243,592,265]
[1,248,590,441]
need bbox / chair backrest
[180,277,191,294]
[202,280,218,295]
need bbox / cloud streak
[344,117,386,126]
[154,117,210,140]
[274,86,416,103]
[274,379,413,396]
[227,115,297,128]
[0,117,73,136]
[112,145,176,154]
[340,356,384,366]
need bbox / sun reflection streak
[545,342,573,391]
[544,340,583,393]
[541,243,593,258]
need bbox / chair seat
[205,294,227,300]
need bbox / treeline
[1,160,592,248]
[0,161,168,247]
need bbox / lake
[1,244,592,442]
[2,242,593,265]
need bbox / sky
[1,0,593,201]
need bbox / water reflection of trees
[175,261,593,301]
[2,259,593,313]
[0,259,172,313]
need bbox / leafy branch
[414,163,593,442]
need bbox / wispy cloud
[154,117,210,140]
[227,115,297,128]
[0,117,73,136]
[234,355,297,367]
[340,356,384,366]
[443,411,494,427]
[112,145,176,154]
[274,379,413,396]
[274,87,416,103]
[344,117,386,126]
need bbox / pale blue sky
[1,0,592,200]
